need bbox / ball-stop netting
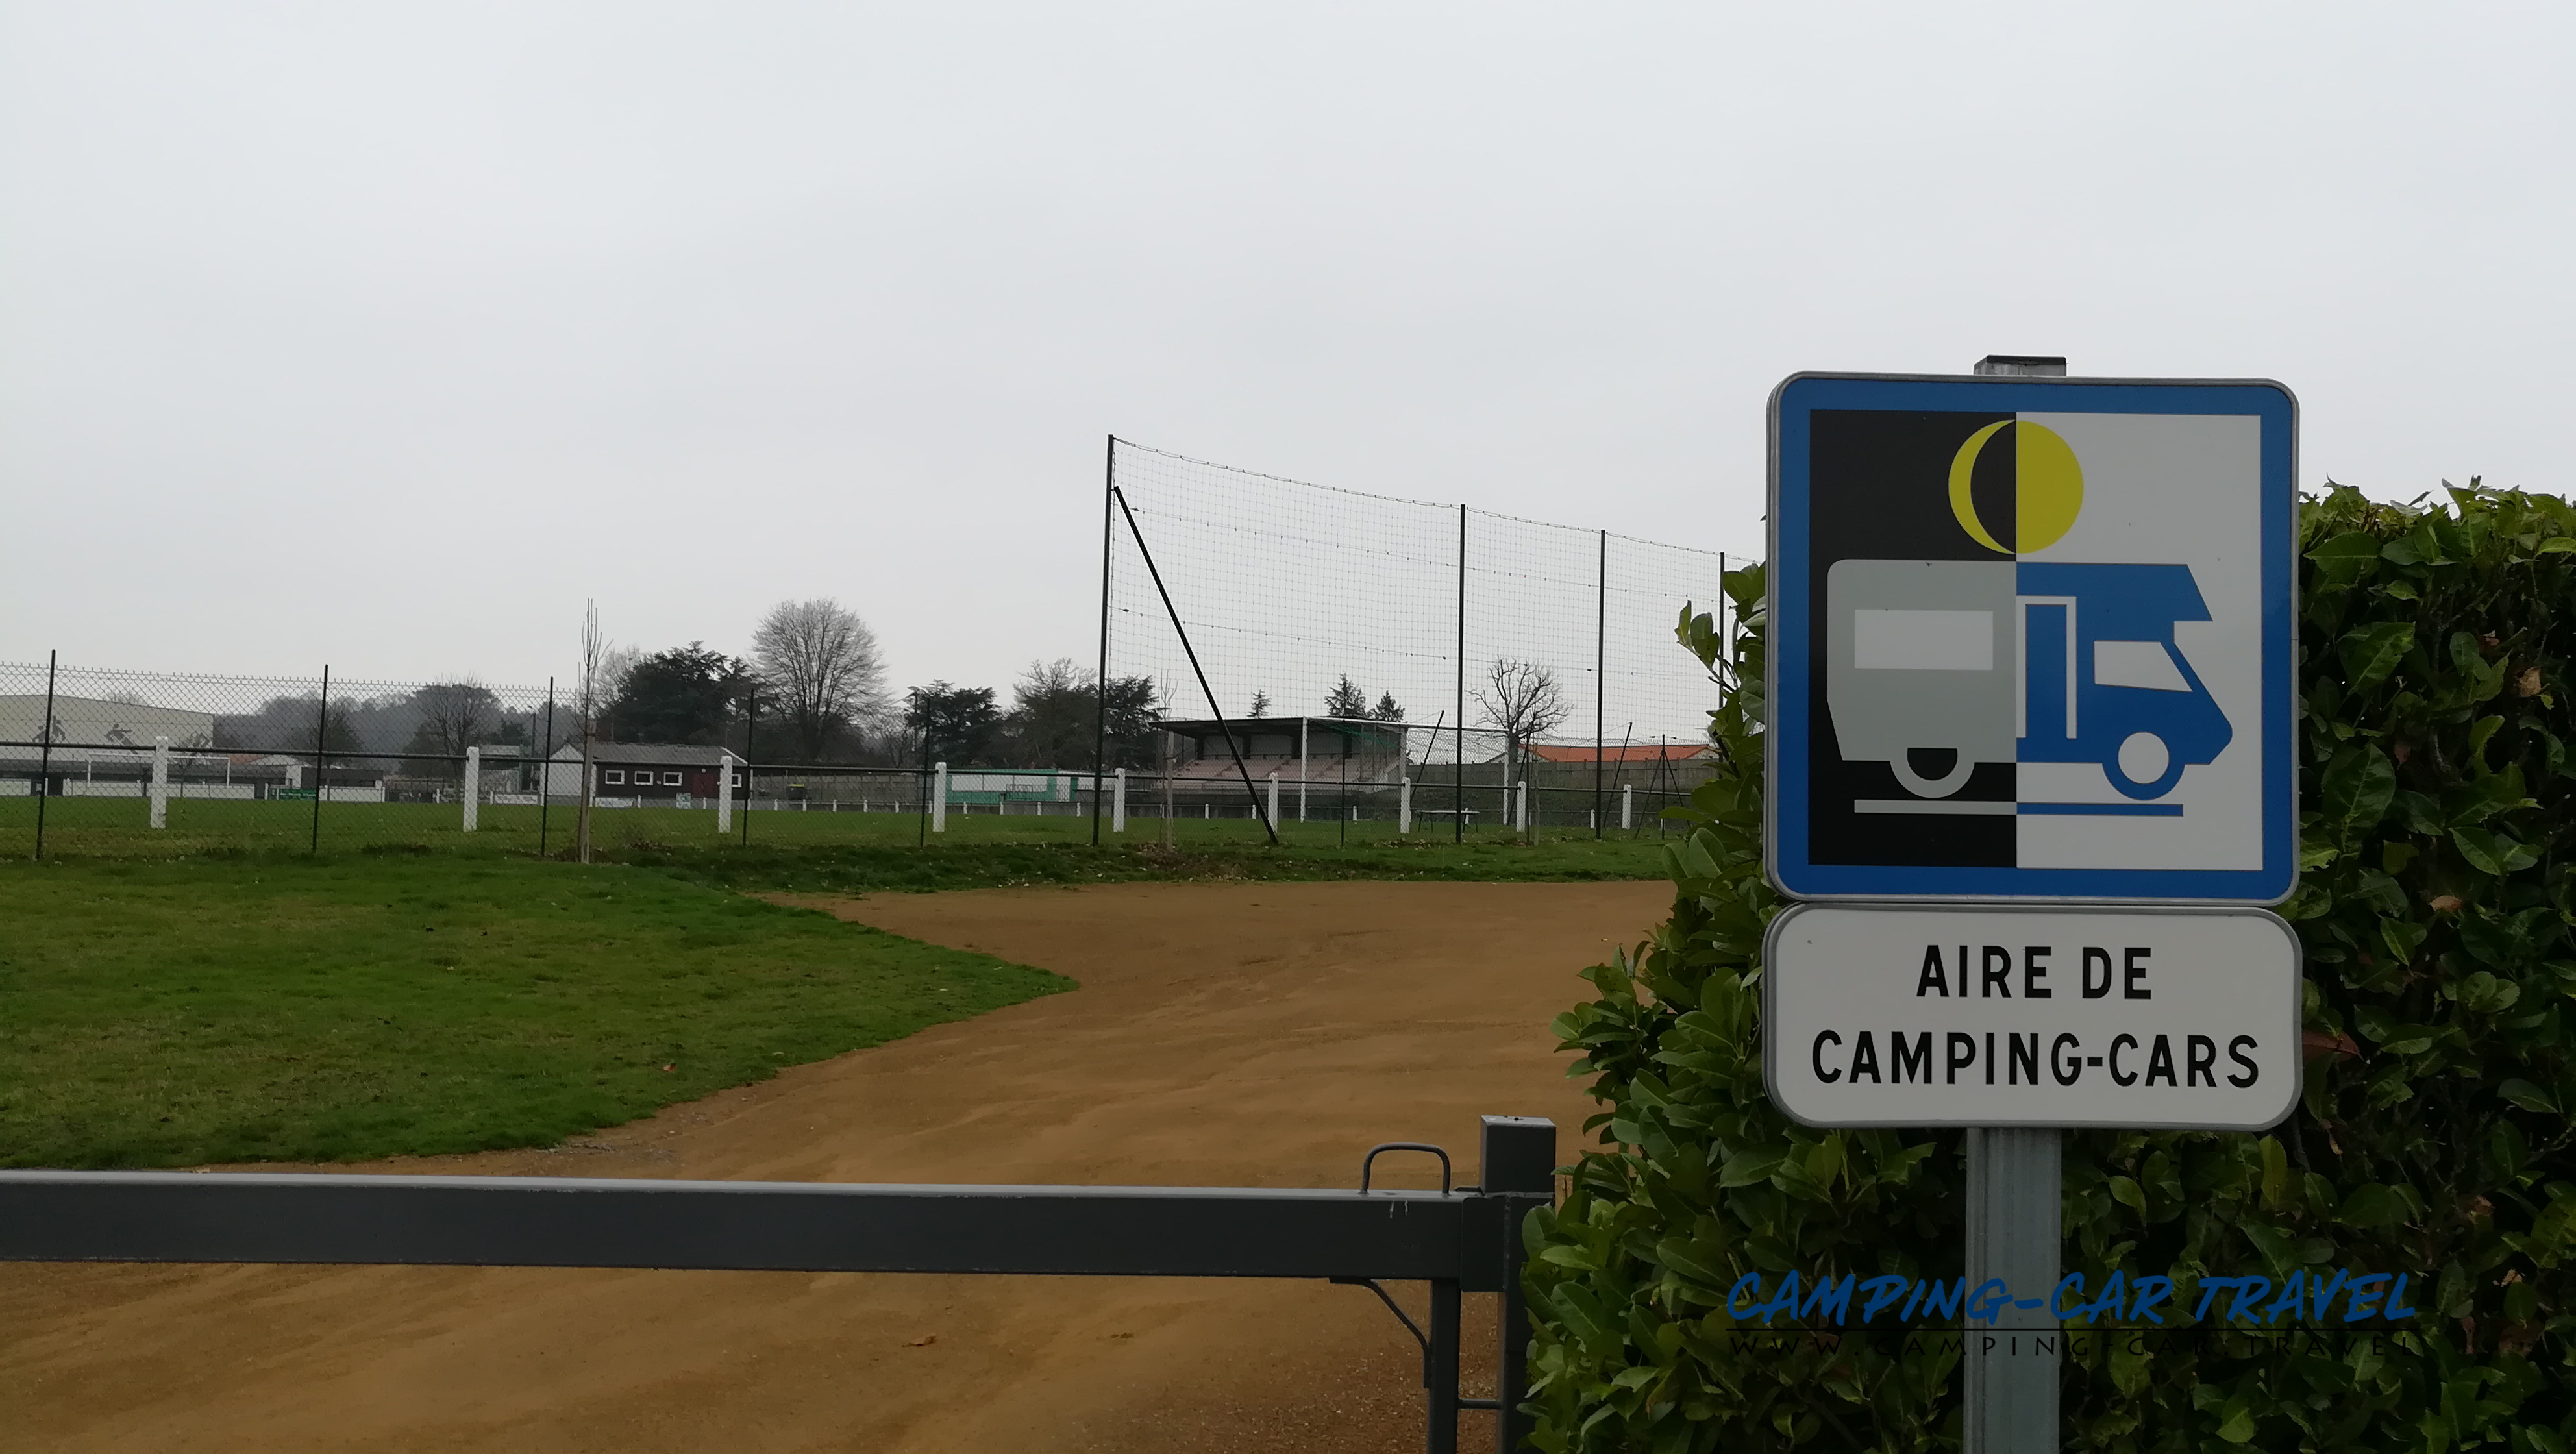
[1103,439,1736,833]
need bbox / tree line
[1243,661,1570,767]
[596,599,1167,769]
[203,604,1581,776]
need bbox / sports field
[0,870,1668,1452]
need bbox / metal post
[1594,529,1606,839]
[1718,551,1729,701]
[740,687,756,846]
[1399,776,1412,834]
[1111,767,1126,833]
[462,746,480,832]
[716,751,736,835]
[1654,735,1669,835]
[1480,1114,1556,1453]
[310,666,329,854]
[33,650,55,859]
[149,736,169,830]
[1426,1279,1462,1454]
[1265,770,1280,832]
[1093,434,1115,846]
[538,680,554,860]
[1455,506,1469,844]
[1959,352,2071,1454]
[1621,783,1632,830]
[916,729,932,847]
[1965,1127,2061,1453]
[932,761,948,833]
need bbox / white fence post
[149,736,169,830]
[1265,771,1280,830]
[1398,776,1413,835]
[932,761,949,833]
[462,746,480,832]
[717,752,736,834]
[1515,778,1529,832]
[1112,767,1127,833]
[1621,783,1633,830]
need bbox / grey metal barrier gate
[0,1115,1557,1453]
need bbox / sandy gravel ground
[0,879,1665,1453]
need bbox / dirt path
[0,880,1665,1453]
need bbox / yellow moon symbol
[1948,419,2083,554]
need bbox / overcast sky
[3,3,2568,695]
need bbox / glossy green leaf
[2321,745,2396,839]
[2338,621,2416,691]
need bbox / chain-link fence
[0,654,1721,859]
[1,656,564,859]
[3,442,1734,859]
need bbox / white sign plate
[1763,902,2301,1130]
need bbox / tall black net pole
[1092,434,1114,846]
[1718,550,1729,707]
[32,650,55,859]
[1454,504,1466,845]
[1595,529,1606,839]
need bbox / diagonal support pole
[1111,485,1278,843]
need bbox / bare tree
[409,678,503,780]
[414,680,498,752]
[1471,658,1568,772]
[751,598,890,760]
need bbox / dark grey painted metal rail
[0,1174,1492,1281]
[0,1114,1557,1454]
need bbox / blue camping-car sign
[1766,373,2298,904]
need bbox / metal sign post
[1966,1126,2061,1450]
[1761,356,2301,1453]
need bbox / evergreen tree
[606,644,747,745]
[1323,674,1369,717]
[1372,691,1405,721]
[904,682,1001,765]
[1248,691,1273,718]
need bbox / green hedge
[1525,484,2576,1453]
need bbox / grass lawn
[0,812,1679,1169]
[0,856,1070,1169]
